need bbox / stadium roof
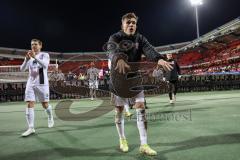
[159,16,240,54]
[155,42,191,52]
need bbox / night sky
[0,0,239,52]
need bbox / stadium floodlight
[189,0,203,6]
[189,0,203,38]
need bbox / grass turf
[0,90,240,160]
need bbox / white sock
[136,108,147,145]
[26,108,34,129]
[45,105,53,119]
[115,111,126,140]
[124,103,130,113]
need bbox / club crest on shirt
[40,54,44,60]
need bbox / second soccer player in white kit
[20,39,54,137]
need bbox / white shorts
[25,85,49,102]
[114,91,145,106]
[89,80,98,89]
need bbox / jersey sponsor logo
[33,60,37,64]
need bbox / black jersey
[108,30,164,64]
[164,59,181,81]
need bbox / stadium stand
[0,17,239,102]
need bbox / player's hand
[28,50,36,58]
[26,50,32,60]
[115,59,130,74]
[158,59,173,71]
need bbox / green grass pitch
[0,90,240,160]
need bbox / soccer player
[20,39,54,137]
[163,53,181,104]
[108,13,172,156]
[87,62,99,100]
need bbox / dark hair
[121,12,138,22]
[31,39,42,46]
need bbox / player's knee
[27,101,34,108]
[134,102,145,109]
[115,107,124,124]
[41,102,48,109]
[115,106,124,112]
